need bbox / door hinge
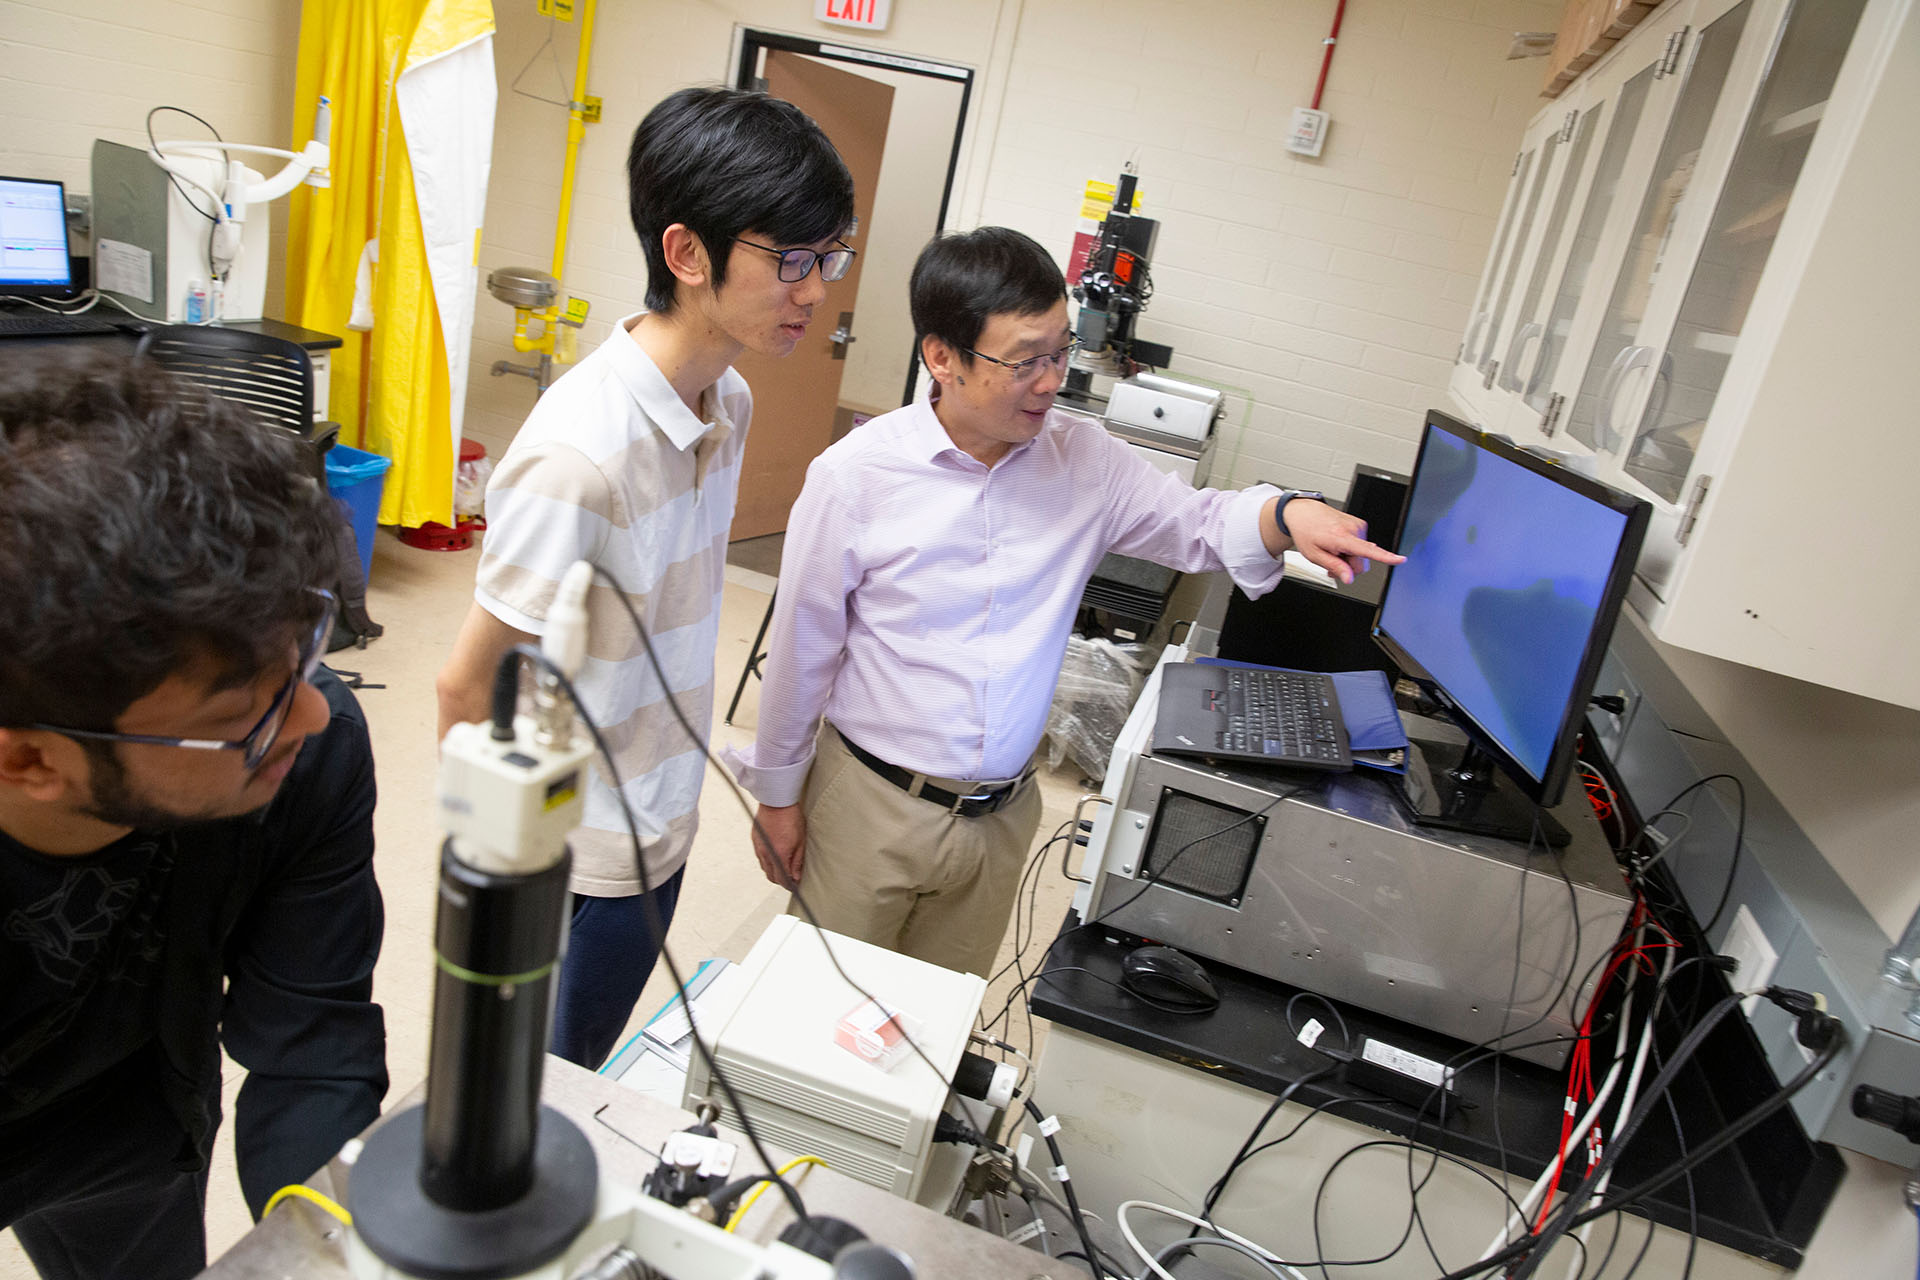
[1482,359,1500,390]
[1560,110,1578,144]
[1656,27,1690,78]
[1542,391,1566,437]
[1511,151,1523,177]
[1677,474,1712,544]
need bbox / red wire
[1311,0,1348,111]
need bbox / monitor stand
[1397,735,1571,848]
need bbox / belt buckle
[954,786,999,816]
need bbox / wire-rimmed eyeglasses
[961,338,1080,383]
[29,589,336,770]
[733,238,857,284]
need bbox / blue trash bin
[324,445,393,582]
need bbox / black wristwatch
[1275,489,1327,540]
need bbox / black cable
[1198,1065,1339,1224]
[1023,1096,1114,1279]
[1453,996,1840,1280]
[146,106,223,222]
[1626,773,1747,939]
[590,568,955,1092]
[499,645,808,1223]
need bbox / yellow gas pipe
[511,0,597,359]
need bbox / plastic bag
[1045,634,1153,782]
[454,452,494,521]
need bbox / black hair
[910,227,1067,366]
[627,86,855,314]
[0,349,342,732]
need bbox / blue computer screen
[1378,424,1630,782]
[0,177,73,290]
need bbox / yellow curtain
[288,0,494,530]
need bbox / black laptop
[0,175,129,339]
[1153,662,1352,771]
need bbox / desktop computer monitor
[0,176,77,298]
[1372,411,1649,846]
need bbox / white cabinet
[1446,0,1919,710]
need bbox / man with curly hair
[0,349,387,1279]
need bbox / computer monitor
[0,176,77,299]
[1372,411,1649,846]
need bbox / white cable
[1475,922,1654,1260]
[1559,939,1676,1279]
[1115,1200,1311,1280]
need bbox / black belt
[840,734,1031,818]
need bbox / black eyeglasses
[31,590,336,770]
[732,237,857,283]
[961,338,1080,383]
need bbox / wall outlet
[1723,903,1779,1015]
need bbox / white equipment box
[683,916,985,1202]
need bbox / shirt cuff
[1222,483,1287,594]
[719,742,816,809]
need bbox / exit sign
[816,0,891,31]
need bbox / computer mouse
[1119,944,1220,1013]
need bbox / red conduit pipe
[1311,0,1348,110]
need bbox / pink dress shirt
[721,398,1286,806]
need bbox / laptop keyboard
[0,310,129,337]
[1219,668,1344,763]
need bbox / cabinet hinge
[1482,359,1500,390]
[1560,110,1578,144]
[1542,391,1566,437]
[1656,27,1690,79]
[1677,474,1712,545]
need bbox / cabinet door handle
[1461,311,1490,365]
[1598,345,1656,452]
[1503,321,1544,391]
[1632,349,1675,448]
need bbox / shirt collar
[905,394,1041,469]
[601,312,734,452]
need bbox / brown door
[729,51,893,540]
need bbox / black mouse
[1119,944,1220,1013]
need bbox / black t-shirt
[0,668,387,1217]
[0,828,174,1126]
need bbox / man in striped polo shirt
[436,87,854,1068]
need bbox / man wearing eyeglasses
[726,227,1401,977]
[436,86,856,1070]
[0,350,386,1279]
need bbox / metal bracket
[1061,794,1114,884]
[1677,474,1712,544]
[1542,391,1566,437]
[1656,27,1690,78]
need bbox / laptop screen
[0,176,76,297]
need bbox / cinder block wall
[976,0,1558,494]
[0,0,302,320]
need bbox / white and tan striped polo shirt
[476,314,750,896]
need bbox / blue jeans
[550,868,684,1070]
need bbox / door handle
[829,311,856,361]
[1503,320,1544,391]
[1597,344,1655,452]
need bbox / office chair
[135,325,340,481]
[136,325,379,648]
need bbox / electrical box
[683,917,984,1202]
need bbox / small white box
[1287,107,1330,157]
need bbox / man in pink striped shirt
[722,228,1400,976]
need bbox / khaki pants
[790,725,1042,977]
